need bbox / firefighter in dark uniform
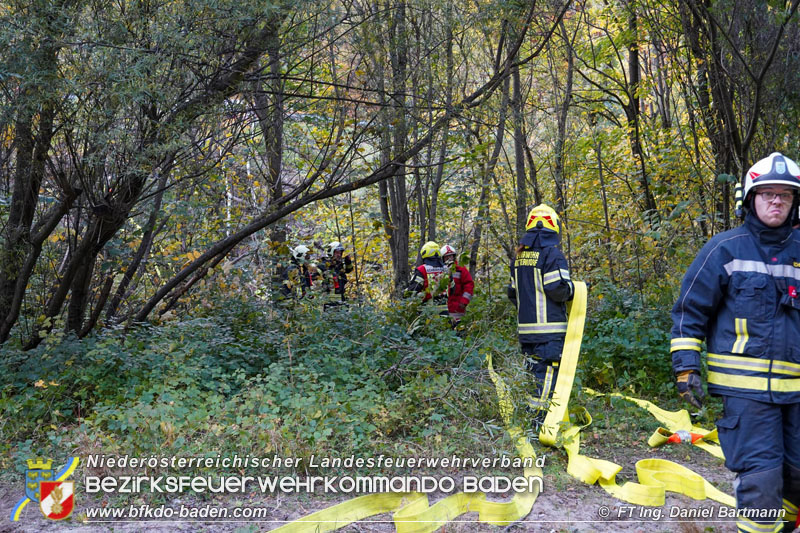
[407,241,449,315]
[508,204,574,428]
[279,244,316,300]
[320,241,353,309]
[671,152,800,533]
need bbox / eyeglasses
[756,191,795,203]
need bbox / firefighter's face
[753,185,795,227]
[443,253,455,266]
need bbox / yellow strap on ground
[273,280,733,532]
[550,398,734,507]
[556,390,733,506]
[270,492,423,533]
[585,390,725,460]
[539,282,587,447]
[526,284,733,509]
[270,287,556,533]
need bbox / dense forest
[2,0,799,343]
[1,0,799,527]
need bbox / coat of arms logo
[11,456,80,522]
[24,458,53,502]
[39,480,74,520]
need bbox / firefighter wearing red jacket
[441,244,474,324]
[407,241,448,315]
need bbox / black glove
[676,370,704,409]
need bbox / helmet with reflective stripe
[328,241,344,255]
[292,244,310,261]
[525,204,560,233]
[440,244,456,265]
[743,152,800,202]
[420,241,441,259]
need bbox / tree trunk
[511,63,527,241]
[105,167,171,323]
[428,3,454,242]
[624,7,658,222]
[0,95,57,334]
[253,18,286,243]
[386,1,410,291]
[553,20,574,217]
[470,74,510,274]
[594,134,616,283]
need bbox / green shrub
[1,297,513,476]
[578,282,674,397]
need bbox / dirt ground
[0,442,768,533]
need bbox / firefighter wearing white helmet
[508,204,574,430]
[292,244,310,262]
[279,244,317,300]
[671,152,800,532]
[319,241,353,308]
[407,241,448,313]
[440,244,474,325]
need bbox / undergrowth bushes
[0,297,514,476]
[0,284,690,478]
[579,282,676,397]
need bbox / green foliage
[578,282,674,397]
[0,297,511,476]
[0,274,717,485]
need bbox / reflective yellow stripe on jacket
[516,268,568,337]
[670,337,703,352]
[707,353,800,393]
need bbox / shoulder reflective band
[724,259,800,279]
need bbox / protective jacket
[446,263,474,319]
[508,228,574,358]
[671,211,800,403]
[408,257,448,311]
[279,260,316,299]
[320,255,353,302]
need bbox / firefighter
[279,244,317,300]
[670,152,800,533]
[441,244,474,326]
[407,241,449,315]
[320,241,354,308]
[508,204,574,429]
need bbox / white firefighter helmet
[328,241,345,255]
[440,244,457,264]
[743,152,800,202]
[291,244,310,262]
